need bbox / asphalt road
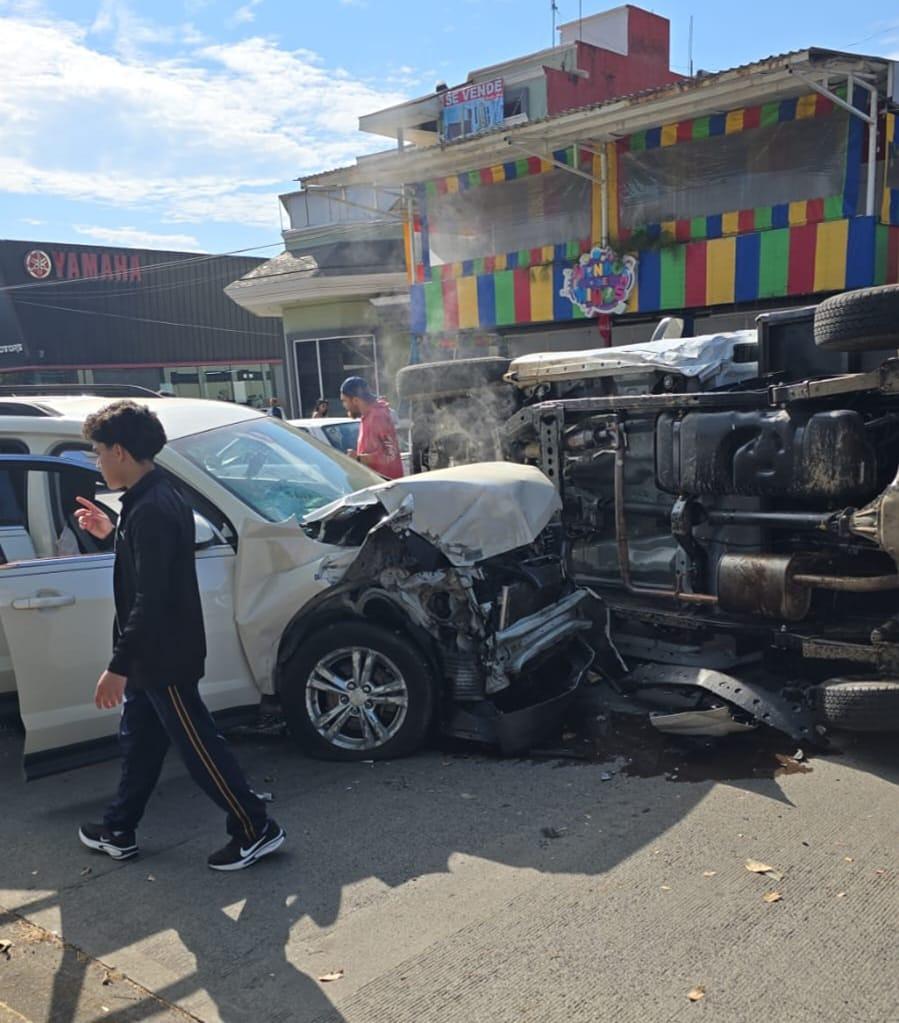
[0,713,896,1023]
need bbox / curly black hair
[82,400,167,461]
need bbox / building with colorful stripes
[302,41,899,367]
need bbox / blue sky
[1,0,897,255]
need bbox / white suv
[0,390,595,777]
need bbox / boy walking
[75,401,285,870]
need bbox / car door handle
[12,594,76,610]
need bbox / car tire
[814,678,899,732]
[396,357,511,400]
[813,284,899,353]
[280,621,438,761]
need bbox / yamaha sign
[23,248,142,282]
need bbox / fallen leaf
[745,860,783,880]
[687,986,706,1002]
[318,970,344,983]
[702,871,717,878]
[762,891,782,903]
[745,859,774,873]
[0,939,13,959]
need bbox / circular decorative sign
[560,246,637,317]
[24,249,52,280]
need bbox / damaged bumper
[489,589,593,690]
[444,637,595,754]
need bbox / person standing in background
[268,397,285,420]
[339,376,403,479]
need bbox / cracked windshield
[170,419,377,523]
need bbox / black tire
[814,285,899,353]
[280,621,438,761]
[814,678,899,732]
[397,357,510,400]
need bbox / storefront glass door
[293,335,379,418]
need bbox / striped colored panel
[661,123,678,147]
[721,211,740,236]
[638,250,661,311]
[513,268,531,321]
[529,265,553,323]
[457,275,479,329]
[796,94,817,119]
[424,280,444,332]
[813,219,849,292]
[442,278,459,330]
[788,201,808,226]
[787,224,817,295]
[659,245,686,309]
[705,237,736,305]
[476,274,496,327]
[734,233,761,302]
[552,261,573,323]
[494,271,516,325]
[758,229,790,298]
[846,217,875,289]
[725,109,743,134]
[410,285,426,333]
[684,242,707,306]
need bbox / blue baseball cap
[340,376,375,401]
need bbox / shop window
[427,170,590,266]
[618,110,850,230]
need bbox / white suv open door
[0,457,259,778]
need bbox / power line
[0,241,285,293]
[12,299,280,337]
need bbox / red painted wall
[546,7,685,116]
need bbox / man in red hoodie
[340,376,404,479]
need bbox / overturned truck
[398,284,899,741]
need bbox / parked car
[0,394,595,777]
[289,416,360,454]
[290,416,413,475]
[398,285,899,740]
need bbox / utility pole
[688,15,694,77]
[551,0,558,46]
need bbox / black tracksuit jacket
[108,468,206,689]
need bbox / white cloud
[73,223,202,250]
[228,0,262,27]
[0,11,408,232]
[20,216,45,225]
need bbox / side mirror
[193,512,220,549]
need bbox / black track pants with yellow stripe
[104,681,268,843]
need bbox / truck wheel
[814,678,899,732]
[814,284,899,353]
[279,621,438,761]
[397,357,511,400]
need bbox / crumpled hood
[506,330,758,389]
[304,462,561,566]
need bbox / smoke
[413,383,519,469]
